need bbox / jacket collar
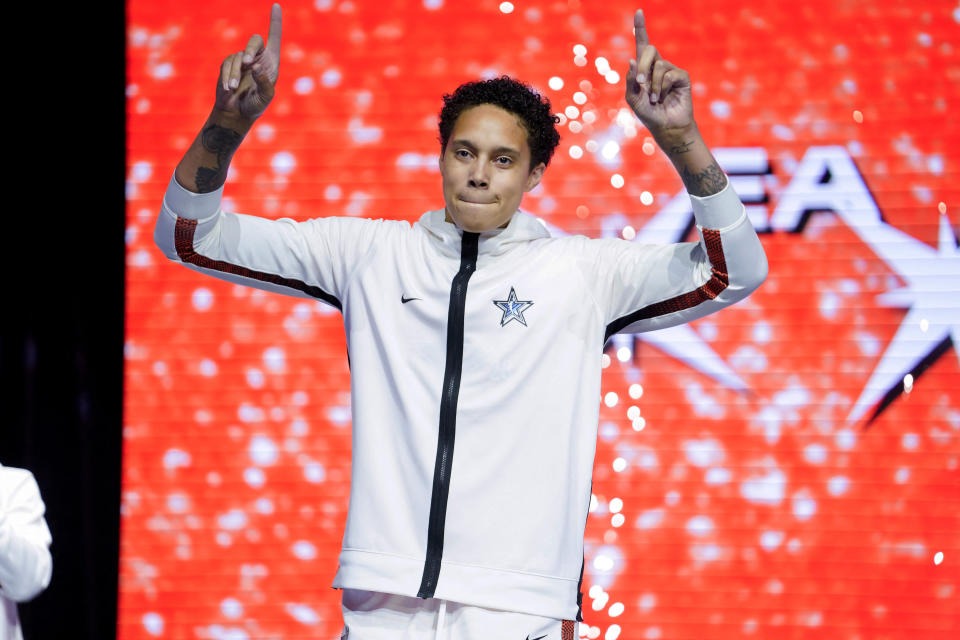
[417,209,551,259]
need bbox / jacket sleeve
[154,175,396,308]
[0,468,53,603]
[591,181,768,338]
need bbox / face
[440,104,545,233]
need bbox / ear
[524,163,545,193]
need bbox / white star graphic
[493,287,534,327]
[843,212,960,424]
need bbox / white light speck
[131,161,152,182]
[221,598,243,619]
[611,513,625,527]
[589,494,598,513]
[628,384,643,399]
[192,288,213,311]
[902,432,919,450]
[246,367,264,389]
[152,62,173,80]
[853,110,863,123]
[582,110,596,124]
[499,1,514,13]
[601,353,611,368]
[827,476,850,496]
[594,56,610,74]
[920,319,929,333]
[569,121,583,133]
[934,551,943,565]
[632,417,645,431]
[142,613,164,636]
[263,346,286,372]
[565,105,580,119]
[293,76,314,94]
[285,603,320,625]
[612,457,627,472]
[686,515,714,536]
[218,509,248,531]
[255,498,274,514]
[616,345,631,361]
[792,491,817,520]
[604,70,620,85]
[573,44,587,56]
[604,391,619,407]
[271,151,296,175]
[555,113,567,125]
[163,448,191,471]
[759,530,784,551]
[585,140,598,152]
[609,498,623,513]
[422,0,443,10]
[292,540,316,560]
[250,435,279,465]
[895,467,910,484]
[601,140,620,160]
[167,493,189,513]
[835,428,856,450]
[199,359,218,377]
[569,145,583,159]
[605,624,621,640]
[574,56,587,67]
[903,373,914,393]
[548,76,564,90]
[593,554,614,571]
[642,141,655,155]
[304,461,326,484]
[244,467,265,488]
[324,184,342,201]
[608,602,624,617]
[640,191,653,205]
[321,69,342,87]
[611,174,625,189]
[627,406,640,420]
[573,91,587,105]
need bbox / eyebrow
[451,139,522,156]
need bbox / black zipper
[417,231,479,598]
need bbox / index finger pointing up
[634,9,649,59]
[266,3,283,56]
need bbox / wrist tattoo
[680,161,728,197]
[667,140,695,155]
[195,124,243,193]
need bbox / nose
[468,160,490,188]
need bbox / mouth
[458,196,497,205]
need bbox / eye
[455,148,472,159]
[495,156,513,166]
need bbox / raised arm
[175,3,283,193]
[625,10,725,197]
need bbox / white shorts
[340,589,578,640]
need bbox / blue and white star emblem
[493,287,534,327]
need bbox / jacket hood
[417,209,551,259]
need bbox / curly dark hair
[438,76,561,170]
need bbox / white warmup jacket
[0,464,53,640]
[155,176,767,621]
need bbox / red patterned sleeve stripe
[174,217,342,310]
[604,228,728,341]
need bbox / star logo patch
[493,287,534,327]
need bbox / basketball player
[155,5,767,638]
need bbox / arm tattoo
[195,124,243,193]
[679,161,728,197]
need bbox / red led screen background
[123,1,960,638]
